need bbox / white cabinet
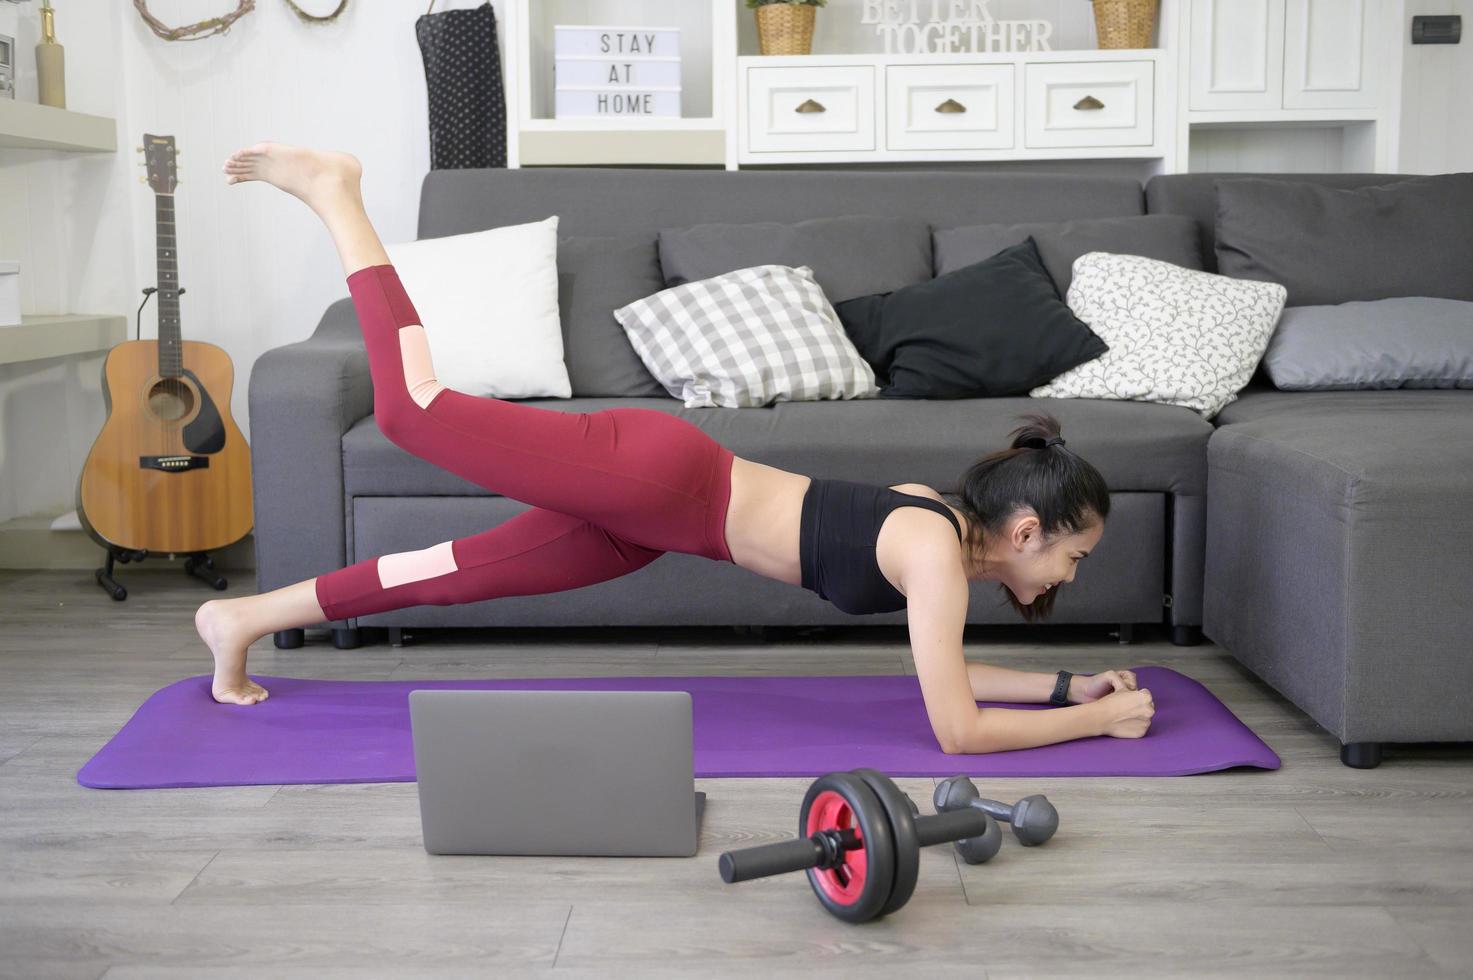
[1188,0,1284,111]
[738,52,1170,166]
[1179,0,1399,171]
[1025,61,1154,148]
[885,64,1014,151]
[746,65,876,153]
[1282,0,1377,109]
[1187,0,1378,112]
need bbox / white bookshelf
[507,0,734,167]
[0,99,116,152]
[0,314,128,366]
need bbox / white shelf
[0,314,129,366]
[510,0,734,167]
[520,117,724,132]
[0,100,117,153]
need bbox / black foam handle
[913,807,992,848]
[719,837,826,883]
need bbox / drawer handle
[935,98,967,114]
[1073,95,1106,111]
[795,98,827,114]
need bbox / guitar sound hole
[148,378,196,422]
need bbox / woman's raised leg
[196,507,664,705]
[221,141,735,560]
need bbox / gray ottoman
[1204,389,1473,767]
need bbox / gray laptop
[408,689,706,857]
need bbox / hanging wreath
[134,0,348,41]
[282,0,349,24]
[133,0,256,42]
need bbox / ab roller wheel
[719,769,1059,923]
[800,773,897,923]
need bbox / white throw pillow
[384,216,570,399]
[613,264,878,408]
[1031,252,1287,419]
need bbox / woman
[198,141,1156,754]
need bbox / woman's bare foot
[195,598,269,706]
[221,140,362,215]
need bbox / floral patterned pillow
[1031,252,1288,419]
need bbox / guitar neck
[155,192,183,378]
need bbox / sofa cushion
[1143,173,1420,274]
[835,238,1108,399]
[657,215,933,305]
[556,235,667,398]
[1261,297,1473,391]
[1032,252,1287,420]
[385,216,570,398]
[341,395,1212,498]
[932,214,1202,295]
[613,264,879,408]
[421,167,1145,243]
[1214,173,1473,306]
[1212,387,1473,428]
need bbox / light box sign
[554,25,683,119]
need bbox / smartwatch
[1049,670,1073,707]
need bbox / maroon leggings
[313,264,735,623]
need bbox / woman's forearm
[965,662,1069,703]
[946,702,1103,754]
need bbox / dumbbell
[716,768,1003,923]
[934,776,1059,847]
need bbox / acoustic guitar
[77,133,253,559]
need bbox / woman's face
[996,513,1104,605]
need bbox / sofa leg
[1170,625,1203,647]
[1340,741,1384,769]
[331,627,362,650]
[389,627,408,648]
[273,628,304,650]
[1114,623,1135,645]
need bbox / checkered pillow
[613,264,879,408]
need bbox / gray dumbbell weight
[933,776,1059,847]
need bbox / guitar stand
[95,547,228,601]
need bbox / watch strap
[1049,670,1073,706]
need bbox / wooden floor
[2,567,1471,979]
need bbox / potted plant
[748,0,827,56]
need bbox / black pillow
[834,237,1108,399]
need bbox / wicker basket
[1092,0,1158,49]
[755,3,816,56]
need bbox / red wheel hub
[804,789,868,906]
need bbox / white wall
[0,0,506,524]
[1399,0,1473,173]
[0,0,1468,527]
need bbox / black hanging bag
[416,0,507,169]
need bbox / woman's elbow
[937,727,978,755]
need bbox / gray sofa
[248,167,1473,768]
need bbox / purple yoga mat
[77,666,1277,789]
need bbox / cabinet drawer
[746,65,875,153]
[1024,61,1154,148]
[885,64,1014,151]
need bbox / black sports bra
[798,478,965,615]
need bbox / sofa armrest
[247,297,372,623]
